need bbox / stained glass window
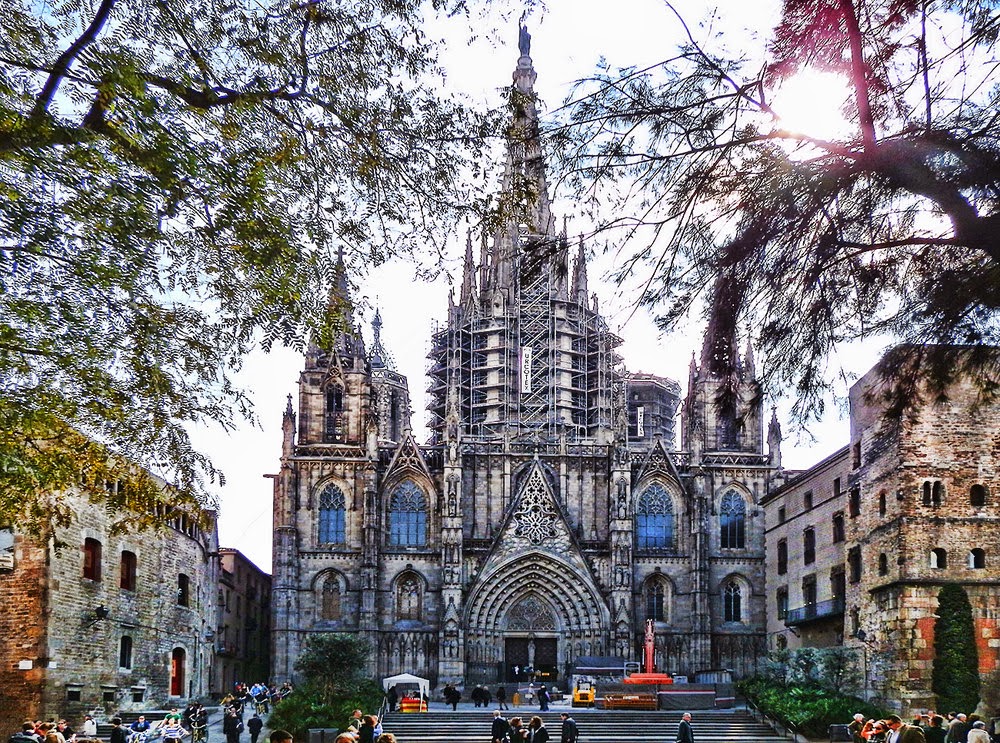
[396,574,422,620]
[636,484,674,550]
[389,480,427,546]
[719,491,746,549]
[645,578,667,622]
[724,581,742,622]
[318,485,346,544]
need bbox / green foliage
[739,676,887,738]
[933,584,981,713]
[0,0,498,534]
[266,634,384,740]
[556,1,1000,422]
[762,646,863,695]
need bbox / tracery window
[396,574,422,621]
[636,484,674,550]
[320,576,341,620]
[719,491,746,549]
[723,581,742,623]
[318,484,346,544]
[389,480,427,546]
[644,577,670,622]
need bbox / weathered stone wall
[0,533,48,740]
[0,493,218,736]
[847,364,1000,714]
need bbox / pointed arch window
[719,491,746,549]
[396,574,422,621]
[389,480,427,546]
[318,485,346,544]
[723,581,742,623]
[644,577,670,623]
[320,576,341,620]
[636,484,674,550]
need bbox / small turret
[767,406,783,469]
[282,394,296,457]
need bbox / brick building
[270,37,775,688]
[762,348,1000,713]
[0,492,219,738]
[214,548,271,693]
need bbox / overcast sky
[193,0,884,572]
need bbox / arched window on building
[83,538,102,581]
[719,491,746,549]
[643,576,670,623]
[320,575,341,620]
[389,390,400,441]
[177,573,191,607]
[318,484,346,544]
[723,580,742,623]
[396,573,422,621]
[120,550,137,591]
[969,549,986,569]
[930,548,948,569]
[878,553,888,576]
[119,636,133,669]
[971,484,987,508]
[636,484,674,550]
[878,491,887,516]
[923,480,943,506]
[389,481,427,546]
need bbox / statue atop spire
[518,16,532,57]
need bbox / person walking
[527,716,549,743]
[223,710,243,743]
[537,685,549,712]
[491,710,511,743]
[496,686,509,711]
[508,717,526,743]
[247,715,263,743]
[967,722,990,743]
[886,715,928,743]
[559,713,578,743]
[677,712,695,743]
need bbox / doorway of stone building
[170,648,186,697]
[504,637,558,682]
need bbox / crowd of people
[849,710,997,743]
[333,709,394,743]
[489,711,581,743]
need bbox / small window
[930,548,947,569]
[132,688,145,704]
[776,587,788,620]
[777,539,788,575]
[848,546,862,583]
[834,477,842,498]
[852,441,861,469]
[969,549,986,569]
[803,528,816,565]
[848,486,861,517]
[120,551,137,591]
[177,574,191,607]
[83,538,102,581]
[102,689,116,703]
[832,512,845,543]
[803,491,813,510]
[119,636,133,669]
[971,484,987,508]
[923,480,943,507]
[802,575,817,606]
[66,688,82,702]
[878,491,887,517]
[778,506,786,524]
[878,553,888,576]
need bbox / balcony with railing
[784,597,845,627]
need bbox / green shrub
[266,680,384,742]
[933,584,981,714]
[738,677,888,738]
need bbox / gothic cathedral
[270,37,778,687]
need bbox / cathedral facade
[270,41,777,688]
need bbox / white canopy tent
[382,672,430,700]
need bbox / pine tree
[932,584,981,714]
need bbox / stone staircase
[378,708,786,743]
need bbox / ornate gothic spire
[369,307,395,370]
[460,230,477,308]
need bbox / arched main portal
[464,551,610,684]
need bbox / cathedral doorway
[504,636,558,682]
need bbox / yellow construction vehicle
[572,678,595,707]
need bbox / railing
[744,696,799,739]
[784,597,845,626]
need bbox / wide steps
[378,708,784,743]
